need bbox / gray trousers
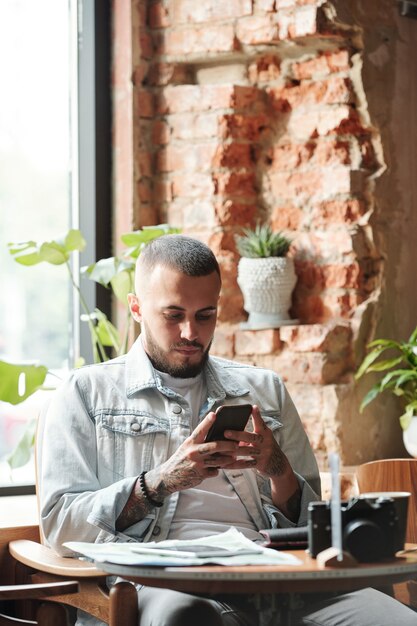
[136,586,417,626]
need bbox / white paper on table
[64,527,302,567]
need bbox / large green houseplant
[3,224,179,469]
[235,223,296,329]
[355,325,417,456]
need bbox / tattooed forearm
[265,447,288,477]
[116,477,154,531]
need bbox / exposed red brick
[268,140,351,171]
[169,113,219,140]
[215,200,258,227]
[288,5,318,38]
[235,329,282,355]
[139,31,154,59]
[133,61,149,86]
[248,55,281,83]
[279,322,352,353]
[213,171,257,198]
[269,76,352,112]
[148,2,171,28]
[160,24,237,56]
[295,260,325,290]
[212,325,236,358]
[268,167,354,200]
[153,178,173,203]
[157,85,262,115]
[171,0,252,24]
[137,150,153,177]
[151,120,170,145]
[292,49,350,80]
[270,205,303,230]
[172,173,215,198]
[156,143,217,172]
[322,263,361,289]
[321,291,365,319]
[219,114,271,141]
[292,292,325,323]
[213,143,254,169]
[246,351,350,385]
[136,89,154,118]
[137,179,151,203]
[287,104,353,138]
[236,15,280,45]
[310,199,366,225]
[146,63,190,86]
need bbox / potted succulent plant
[355,325,417,457]
[235,223,297,329]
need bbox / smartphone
[204,403,252,442]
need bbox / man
[40,235,417,626]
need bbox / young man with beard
[40,235,417,626]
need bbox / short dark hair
[138,234,221,279]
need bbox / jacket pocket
[97,411,170,482]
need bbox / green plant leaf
[111,269,134,304]
[395,370,417,387]
[363,356,404,373]
[355,346,386,379]
[82,257,118,287]
[94,309,121,349]
[39,241,69,265]
[0,361,48,404]
[6,418,37,469]
[359,384,381,412]
[8,241,43,265]
[366,338,402,350]
[65,229,87,252]
[408,325,417,344]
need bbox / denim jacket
[39,337,320,556]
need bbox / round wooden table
[98,545,417,595]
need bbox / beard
[142,322,212,378]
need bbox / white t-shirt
[156,370,262,542]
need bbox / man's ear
[127,293,142,324]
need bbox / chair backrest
[356,458,417,543]
[35,406,47,545]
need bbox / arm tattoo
[265,448,287,477]
[116,478,154,532]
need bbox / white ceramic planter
[237,256,297,329]
[403,415,417,458]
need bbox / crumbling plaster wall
[112,0,417,466]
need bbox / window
[0,0,112,491]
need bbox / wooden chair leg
[37,602,69,626]
[109,582,138,626]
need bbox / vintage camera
[308,497,399,562]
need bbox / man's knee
[138,587,224,626]
[295,588,417,626]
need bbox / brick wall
[113,0,408,466]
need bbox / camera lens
[343,519,384,562]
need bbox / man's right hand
[116,411,256,531]
[145,411,257,498]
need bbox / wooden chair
[356,458,417,608]
[356,458,417,543]
[0,580,78,625]
[8,407,139,626]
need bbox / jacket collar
[125,336,249,401]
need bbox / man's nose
[180,320,198,341]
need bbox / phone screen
[204,403,252,442]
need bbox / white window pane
[0,0,71,486]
